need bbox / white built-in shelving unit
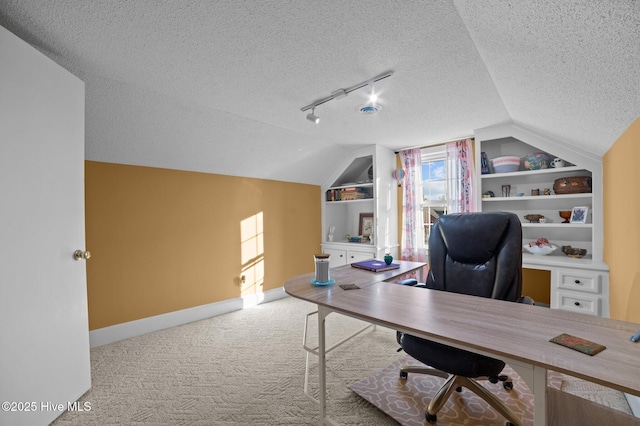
[321,145,398,268]
[474,123,609,317]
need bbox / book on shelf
[326,187,371,201]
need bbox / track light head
[306,108,319,124]
[368,85,378,103]
[300,71,392,123]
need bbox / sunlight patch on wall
[240,212,265,307]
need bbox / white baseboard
[625,393,640,418]
[89,287,287,348]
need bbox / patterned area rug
[351,355,541,426]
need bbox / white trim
[89,287,287,348]
[625,393,640,418]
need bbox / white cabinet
[321,145,398,264]
[474,122,609,317]
[323,247,348,268]
[551,267,609,316]
[323,246,377,268]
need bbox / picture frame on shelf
[359,212,374,238]
[570,206,588,224]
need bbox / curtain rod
[395,135,475,154]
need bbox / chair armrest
[517,295,535,305]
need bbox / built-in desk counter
[523,254,609,317]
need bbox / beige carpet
[52,297,404,425]
[51,296,631,425]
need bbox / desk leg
[317,306,341,426]
[532,365,548,426]
[318,305,328,425]
[509,361,548,425]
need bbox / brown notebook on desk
[549,333,606,356]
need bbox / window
[421,146,447,244]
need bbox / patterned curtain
[446,138,476,213]
[399,148,427,262]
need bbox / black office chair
[398,212,526,426]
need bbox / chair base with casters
[399,332,521,426]
[399,367,520,426]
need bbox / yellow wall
[522,269,551,304]
[604,117,640,322]
[85,161,321,330]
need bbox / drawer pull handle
[574,302,581,307]
[574,280,581,284]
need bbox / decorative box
[553,176,592,194]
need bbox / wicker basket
[553,176,592,194]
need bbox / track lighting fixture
[306,108,319,124]
[300,71,393,123]
[368,85,378,103]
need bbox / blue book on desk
[351,259,400,272]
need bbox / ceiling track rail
[300,71,393,112]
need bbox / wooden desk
[284,261,640,426]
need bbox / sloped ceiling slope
[455,0,640,157]
[0,1,637,185]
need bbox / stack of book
[340,188,366,201]
[325,187,370,201]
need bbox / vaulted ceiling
[1,1,637,185]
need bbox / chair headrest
[437,213,512,264]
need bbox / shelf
[521,222,592,228]
[322,241,377,247]
[481,166,584,179]
[326,182,374,202]
[327,182,373,190]
[325,198,373,204]
[482,193,592,202]
[477,128,602,262]
[522,252,608,271]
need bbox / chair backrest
[426,212,522,301]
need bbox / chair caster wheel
[400,371,408,379]
[506,422,516,426]
[504,381,513,390]
[426,412,437,423]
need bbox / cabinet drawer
[556,291,601,316]
[348,250,375,263]
[323,248,347,268]
[556,271,602,294]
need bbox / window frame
[421,146,448,245]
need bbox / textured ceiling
[0,0,637,185]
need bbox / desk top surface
[284,261,640,397]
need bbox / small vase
[383,254,393,265]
